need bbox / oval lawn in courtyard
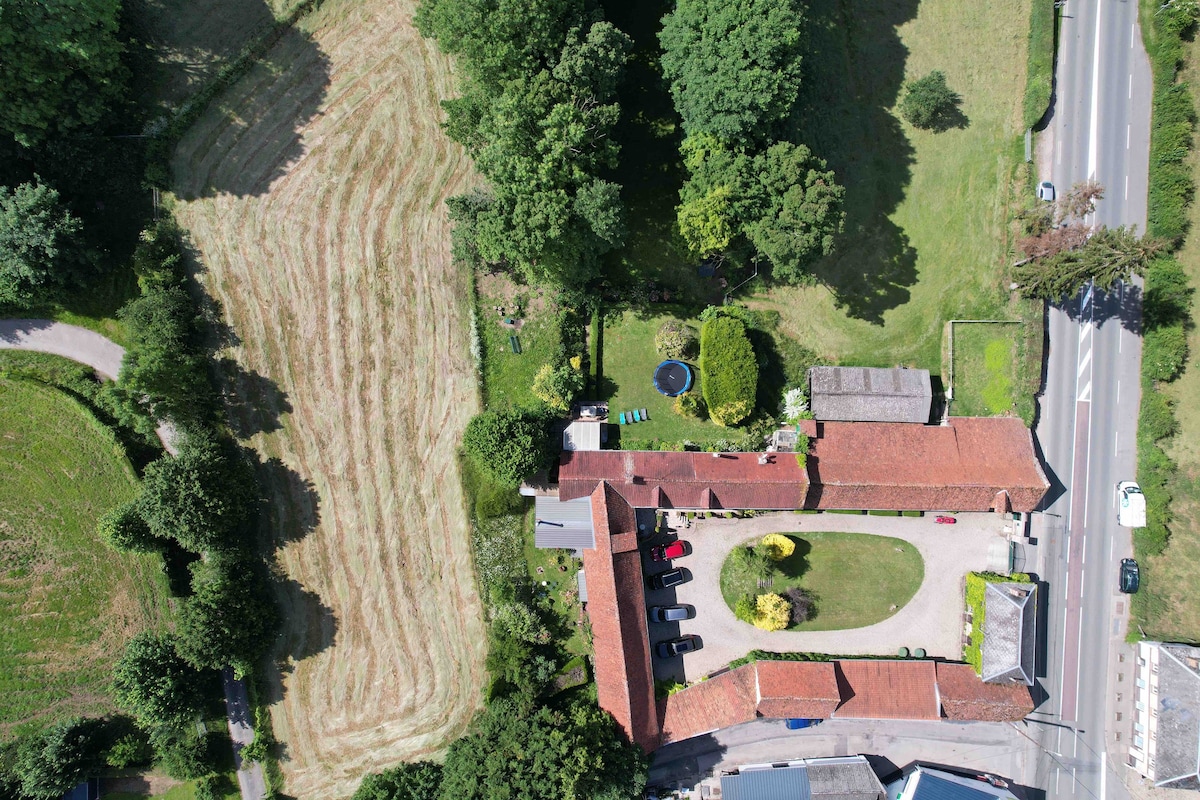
[719,532,924,631]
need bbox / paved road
[1034,0,1152,797]
[649,717,1042,796]
[0,318,126,378]
[0,317,180,454]
[223,668,269,800]
[646,513,1011,681]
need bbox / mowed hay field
[171,0,487,797]
[0,379,172,737]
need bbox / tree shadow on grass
[171,25,331,199]
[790,0,922,324]
[777,537,813,580]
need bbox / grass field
[719,532,924,631]
[0,379,172,737]
[950,323,1021,417]
[745,0,1029,373]
[171,0,488,795]
[477,279,562,410]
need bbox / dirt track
[172,1,487,796]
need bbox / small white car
[1037,181,1056,202]
[1117,481,1146,528]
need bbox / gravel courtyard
[645,511,1016,681]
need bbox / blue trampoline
[653,360,693,397]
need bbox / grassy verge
[719,532,924,631]
[745,0,1030,373]
[1024,0,1056,129]
[1129,0,1200,641]
[950,322,1021,417]
[0,378,172,736]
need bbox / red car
[935,515,957,524]
[651,540,689,562]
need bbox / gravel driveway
[647,512,1015,681]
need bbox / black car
[655,636,698,659]
[648,605,691,623]
[1120,558,1140,594]
[650,568,686,590]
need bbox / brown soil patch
[171,1,487,797]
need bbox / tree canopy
[659,0,805,143]
[678,136,844,282]
[462,409,553,486]
[0,179,87,305]
[138,434,257,554]
[112,632,208,729]
[14,718,104,799]
[418,0,632,285]
[899,70,961,130]
[1014,226,1164,299]
[0,0,126,147]
[97,499,162,553]
[352,761,443,800]
[439,695,647,800]
[175,557,281,672]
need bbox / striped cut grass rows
[172,2,487,797]
[0,379,172,737]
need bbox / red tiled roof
[833,660,941,720]
[937,662,1034,721]
[659,667,757,745]
[806,417,1049,512]
[582,484,659,751]
[754,660,842,719]
[559,451,808,509]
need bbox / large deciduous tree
[14,718,105,799]
[439,695,647,800]
[112,632,207,729]
[462,409,553,486]
[175,558,280,672]
[419,0,632,285]
[138,434,257,554]
[0,0,127,147]
[678,136,844,281]
[659,0,805,143]
[0,179,87,305]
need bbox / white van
[1117,481,1146,528]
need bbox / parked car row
[645,533,698,659]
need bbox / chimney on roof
[712,451,721,458]
[757,454,769,465]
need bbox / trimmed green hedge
[699,315,758,426]
[1024,0,1056,128]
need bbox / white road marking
[1078,349,1092,377]
[1132,22,1136,49]
[1056,767,1061,794]
[1065,581,1070,601]
[1089,2,1103,179]
[1079,381,1091,401]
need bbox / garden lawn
[719,532,924,631]
[522,514,589,658]
[0,379,172,736]
[746,0,1030,371]
[600,310,728,445]
[478,287,562,411]
[951,323,1020,416]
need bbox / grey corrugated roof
[807,756,886,800]
[534,495,595,551]
[1153,644,1200,789]
[722,765,812,800]
[808,366,932,424]
[982,583,1036,685]
[576,568,588,603]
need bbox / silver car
[648,605,691,623]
